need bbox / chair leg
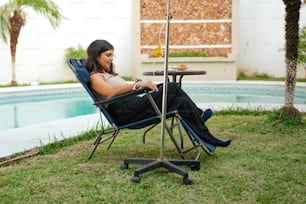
[106,129,119,150]
[165,125,187,160]
[88,131,105,160]
[88,138,101,160]
[165,115,203,160]
[142,123,158,143]
[88,128,120,160]
[175,116,184,149]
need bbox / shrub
[64,44,87,62]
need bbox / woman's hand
[137,81,158,92]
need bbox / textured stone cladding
[140,0,232,57]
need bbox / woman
[85,39,231,147]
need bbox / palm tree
[280,0,302,121]
[0,0,65,86]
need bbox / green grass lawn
[0,114,305,203]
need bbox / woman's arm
[135,81,159,92]
[90,74,158,98]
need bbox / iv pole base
[121,158,200,185]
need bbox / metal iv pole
[122,0,200,185]
[159,0,171,160]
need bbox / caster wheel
[183,177,193,185]
[131,176,141,183]
[190,164,200,171]
[120,163,128,170]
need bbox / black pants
[108,82,212,141]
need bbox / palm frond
[0,4,11,43]
[16,0,66,29]
[298,26,306,65]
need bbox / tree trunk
[9,11,25,86]
[282,0,300,107]
[283,0,301,107]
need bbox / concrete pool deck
[0,81,305,158]
[0,113,101,158]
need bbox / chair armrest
[94,87,151,106]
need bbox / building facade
[132,0,239,81]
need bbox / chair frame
[67,58,216,161]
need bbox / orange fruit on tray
[179,64,187,68]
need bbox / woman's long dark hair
[85,39,116,75]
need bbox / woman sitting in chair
[85,39,231,147]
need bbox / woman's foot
[214,139,231,147]
[202,108,213,122]
[203,132,232,147]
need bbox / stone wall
[140,0,233,57]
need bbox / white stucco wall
[0,0,305,84]
[239,0,306,77]
[0,0,132,85]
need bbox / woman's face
[97,49,114,72]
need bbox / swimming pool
[0,85,97,131]
[0,82,305,131]
[182,82,306,104]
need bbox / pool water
[0,84,305,131]
[0,88,97,131]
[182,85,306,104]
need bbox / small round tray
[168,65,188,71]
